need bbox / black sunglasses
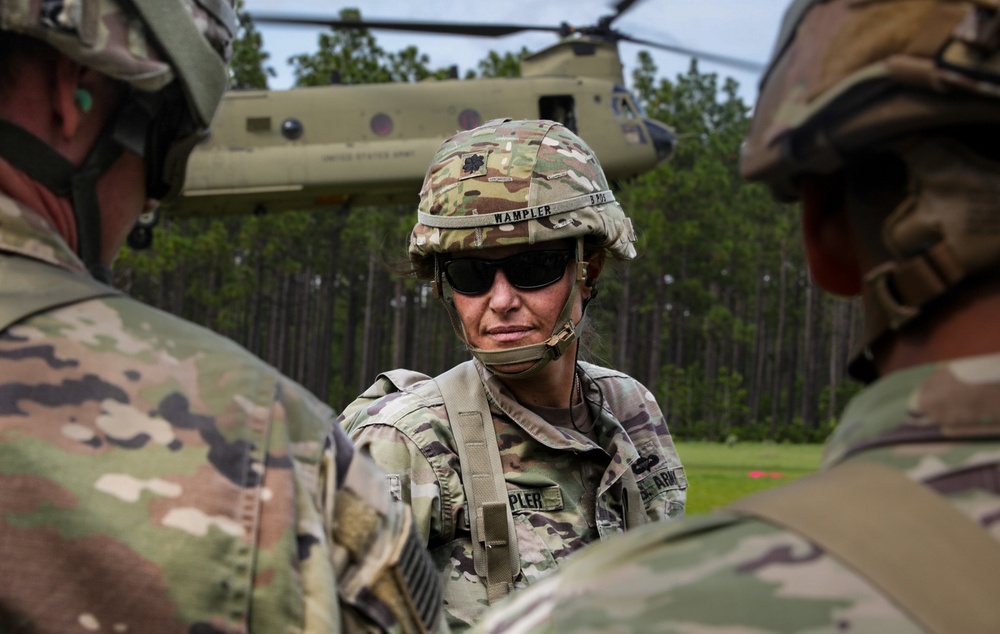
[442,250,574,295]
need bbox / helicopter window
[458,109,482,131]
[371,113,393,136]
[246,117,271,133]
[281,118,303,141]
[539,96,577,133]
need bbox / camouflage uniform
[341,358,687,632]
[0,202,440,631]
[472,355,1000,633]
[344,118,685,631]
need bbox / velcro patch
[507,486,563,513]
[458,151,489,179]
[386,474,402,502]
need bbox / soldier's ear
[582,251,606,298]
[53,57,86,141]
[801,174,863,296]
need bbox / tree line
[113,7,863,443]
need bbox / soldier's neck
[499,348,578,409]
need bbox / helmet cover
[742,0,1000,200]
[409,118,637,271]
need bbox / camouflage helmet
[0,0,236,281]
[0,0,237,201]
[742,0,1000,382]
[741,0,1000,199]
[409,118,637,272]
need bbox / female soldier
[341,118,687,631]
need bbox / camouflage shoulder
[95,291,334,461]
[340,368,447,438]
[577,360,630,381]
[73,293,333,454]
[474,509,917,634]
[580,362,660,402]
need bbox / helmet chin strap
[73,129,125,284]
[439,239,588,380]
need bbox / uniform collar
[0,191,88,275]
[473,358,642,492]
[823,352,1000,468]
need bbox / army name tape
[418,191,615,229]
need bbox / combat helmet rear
[411,118,637,378]
[0,0,237,278]
[741,0,1000,380]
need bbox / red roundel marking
[371,113,393,136]
[458,109,482,131]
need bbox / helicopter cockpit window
[539,96,577,133]
[371,113,394,136]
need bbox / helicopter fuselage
[169,75,674,216]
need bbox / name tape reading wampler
[418,190,615,229]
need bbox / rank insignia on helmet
[460,152,488,179]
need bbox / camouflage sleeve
[587,366,688,522]
[637,388,687,522]
[342,411,454,548]
[319,421,443,633]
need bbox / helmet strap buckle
[866,240,965,331]
[544,322,577,358]
[866,261,922,332]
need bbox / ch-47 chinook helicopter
[165,1,764,218]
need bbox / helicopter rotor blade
[249,9,764,73]
[621,34,765,73]
[611,0,643,21]
[248,13,563,38]
[598,0,643,30]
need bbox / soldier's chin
[490,359,539,378]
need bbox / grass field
[674,441,825,515]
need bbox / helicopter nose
[645,119,676,162]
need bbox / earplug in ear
[75,88,92,113]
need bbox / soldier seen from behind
[340,118,688,632]
[472,1,1000,632]
[0,1,440,632]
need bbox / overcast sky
[240,0,792,105]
